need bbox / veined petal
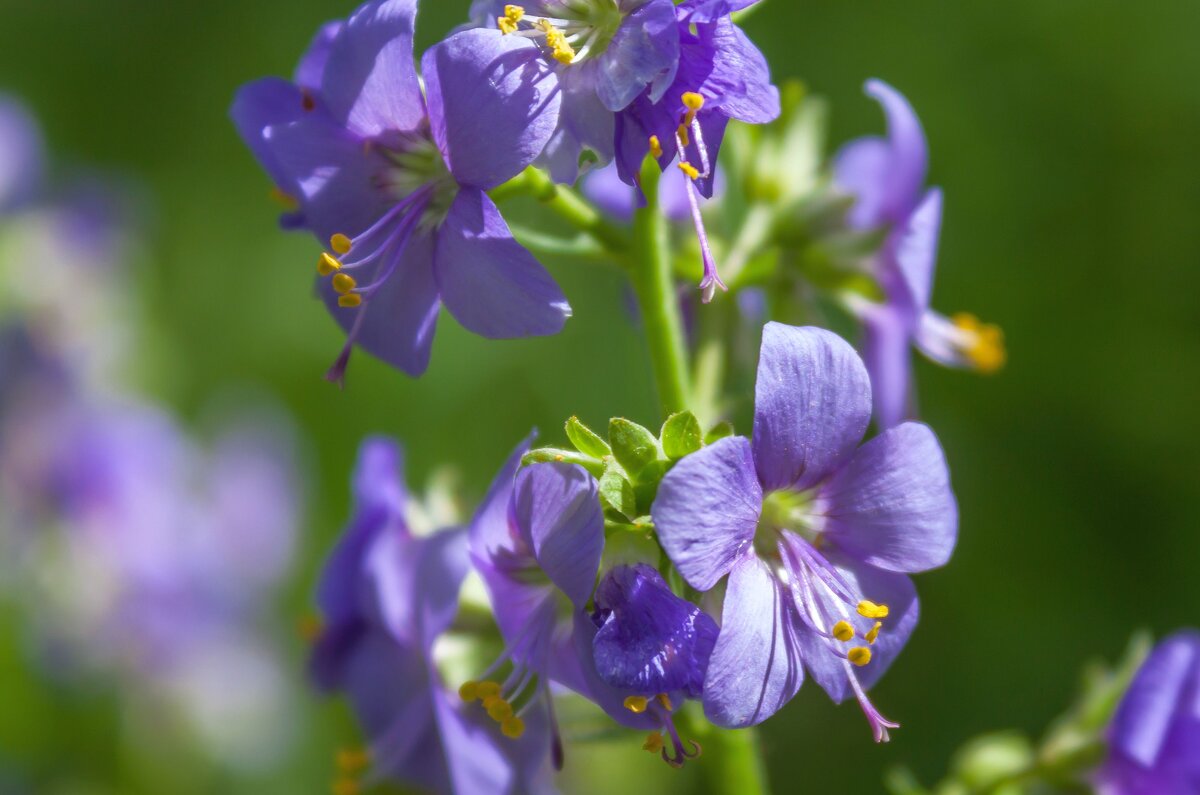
[819,422,957,573]
[861,305,916,431]
[752,324,872,492]
[294,21,343,89]
[697,19,779,125]
[703,556,804,727]
[594,0,680,112]
[435,188,570,339]
[1110,631,1200,769]
[652,436,761,592]
[423,28,561,190]
[511,462,604,608]
[320,0,426,139]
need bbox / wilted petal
[819,422,957,573]
[435,188,570,339]
[423,29,561,189]
[652,436,761,592]
[703,556,804,727]
[752,323,872,492]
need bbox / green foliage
[661,411,703,460]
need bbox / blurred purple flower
[1098,631,1200,794]
[0,94,44,213]
[232,0,570,383]
[582,160,723,223]
[652,323,957,738]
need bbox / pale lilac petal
[861,305,916,431]
[368,528,470,651]
[423,29,561,189]
[819,422,957,573]
[1111,631,1200,768]
[699,19,779,125]
[888,187,942,315]
[752,324,872,492]
[652,436,761,592]
[594,0,679,112]
[294,21,343,89]
[833,137,891,230]
[0,95,43,211]
[702,556,804,727]
[319,0,426,139]
[434,188,570,339]
[468,433,535,557]
[511,462,604,608]
[864,79,928,221]
[352,437,407,515]
[678,0,760,23]
[796,554,918,703]
[229,78,312,191]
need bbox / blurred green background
[2,0,1198,792]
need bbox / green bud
[705,421,735,445]
[521,448,605,478]
[661,411,703,460]
[599,463,637,520]
[565,415,611,459]
[634,459,672,514]
[950,732,1034,790]
[609,418,661,476]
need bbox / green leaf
[661,411,703,460]
[565,416,611,459]
[608,418,660,475]
[704,421,735,445]
[634,459,672,514]
[599,464,637,519]
[521,448,605,478]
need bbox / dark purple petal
[796,553,918,703]
[592,564,718,698]
[861,305,916,431]
[511,462,604,608]
[229,78,312,191]
[423,29,561,189]
[294,21,343,89]
[594,0,680,111]
[1110,631,1200,769]
[569,611,662,730]
[652,436,761,592]
[819,422,957,573]
[752,324,872,492]
[434,188,570,339]
[702,556,804,727]
[319,0,426,139]
[319,230,441,377]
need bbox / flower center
[756,488,821,556]
[496,1,624,65]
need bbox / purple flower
[651,323,957,738]
[1098,631,1200,794]
[467,441,710,767]
[582,160,723,223]
[0,94,44,213]
[311,437,556,794]
[231,0,571,383]
[835,80,1004,428]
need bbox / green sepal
[608,418,661,475]
[705,421,735,445]
[599,463,637,519]
[634,459,672,514]
[521,448,605,478]
[661,411,703,460]
[565,416,612,459]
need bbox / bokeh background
[2,0,1198,792]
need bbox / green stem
[630,157,691,417]
[490,166,629,255]
[705,728,772,795]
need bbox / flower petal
[319,0,426,139]
[568,611,662,730]
[538,66,616,185]
[652,436,761,592]
[229,78,312,191]
[860,305,916,431]
[819,422,957,573]
[752,323,872,492]
[352,436,407,516]
[368,527,470,652]
[833,136,891,230]
[594,0,680,112]
[0,95,43,211]
[888,187,942,315]
[423,28,561,189]
[511,462,604,608]
[434,188,570,339]
[1110,631,1200,768]
[677,0,761,24]
[468,433,535,559]
[864,79,928,222]
[697,19,779,125]
[294,21,343,89]
[703,556,804,727]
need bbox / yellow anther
[552,43,576,65]
[504,4,525,21]
[643,733,665,753]
[678,162,700,180]
[332,273,357,294]
[952,312,1006,373]
[270,186,299,210]
[500,716,525,738]
[677,123,690,148]
[865,621,882,645]
[331,779,360,795]
[857,600,890,620]
[487,699,514,722]
[338,294,363,308]
[336,748,371,774]
[459,681,480,702]
[330,234,352,255]
[832,620,855,642]
[318,252,342,276]
[648,135,663,158]
[477,681,502,699]
[624,695,649,714]
[848,646,873,667]
[657,693,673,712]
[682,92,705,111]
[498,16,518,34]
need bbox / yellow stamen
[682,92,705,112]
[270,186,299,210]
[624,695,649,714]
[504,4,525,22]
[657,693,673,711]
[458,681,480,702]
[643,733,665,753]
[336,748,371,774]
[486,698,514,722]
[857,600,889,620]
[848,646,872,667]
[498,16,518,34]
[832,620,855,642]
[952,312,1006,373]
[477,680,502,699]
[865,621,882,645]
[330,234,352,255]
[648,135,663,158]
[338,294,362,308]
[331,780,360,795]
[677,123,690,148]
[332,273,357,295]
[678,162,700,180]
[318,252,342,276]
[500,716,525,738]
